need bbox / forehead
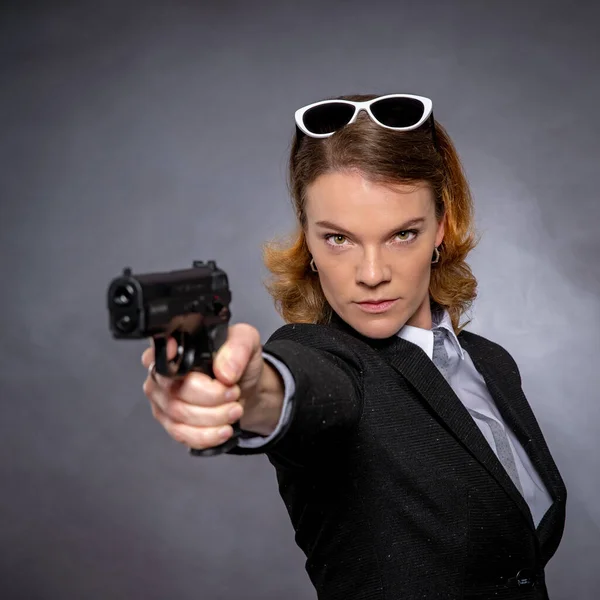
[305,171,435,221]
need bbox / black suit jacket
[229,313,567,599]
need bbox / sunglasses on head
[294,93,434,140]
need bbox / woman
[142,94,567,599]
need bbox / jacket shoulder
[458,329,522,383]
[264,322,371,380]
[267,322,367,355]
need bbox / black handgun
[107,260,240,457]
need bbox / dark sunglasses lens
[302,103,355,135]
[370,97,425,128]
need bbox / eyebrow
[314,217,426,237]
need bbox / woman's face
[305,171,445,339]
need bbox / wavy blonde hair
[262,94,481,335]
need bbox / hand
[141,323,265,451]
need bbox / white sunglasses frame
[294,94,434,139]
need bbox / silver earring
[310,258,318,272]
[431,246,440,264]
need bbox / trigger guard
[154,333,195,377]
[153,336,169,376]
[172,331,195,376]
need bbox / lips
[355,298,398,314]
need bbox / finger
[176,372,241,407]
[158,396,244,428]
[141,361,174,394]
[143,370,241,419]
[212,323,261,385]
[141,346,154,369]
[143,372,169,415]
[151,402,235,449]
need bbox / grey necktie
[431,328,524,496]
[432,328,453,379]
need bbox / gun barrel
[107,261,231,339]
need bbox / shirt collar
[396,304,465,361]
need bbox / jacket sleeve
[226,323,364,468]
[234,352,295,450]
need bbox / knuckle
[179,373,209,400]
[141,348,152,366]
[153,373,170,389]
[143,375,158,396]
[246,324,261,347]
[234,322,258,339]
[196,375,215,396]
[198,406,219,427]
[151,403,166,425]
[225,403,242,423]
[231,323,260,353]
[196,429,213,447]
[190,428,215,450]
[169,423,188,444]
[167,399,189,423]
[207,381,224,405]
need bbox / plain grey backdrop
[1,1,599,598]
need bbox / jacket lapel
[328,313,536,530]
[383,335,536,530]
[458,332,564,545]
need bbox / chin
[344,312,405,340]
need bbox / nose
[356,251,391,287]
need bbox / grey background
[1,1,599,598]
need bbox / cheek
[316,263,350,304]
[397,252,431,285]
[318,266,343,293]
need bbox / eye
[395,230,419,243]
[324,234,348,245]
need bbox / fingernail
[222,360,238,380]
[219,426,231,439]
[224,387,238,401]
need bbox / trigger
[153,336,169,376]
[154,332,188,377]
[172,330,184,356]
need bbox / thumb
[213,323,261,384]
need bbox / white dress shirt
[243,307,553,527]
